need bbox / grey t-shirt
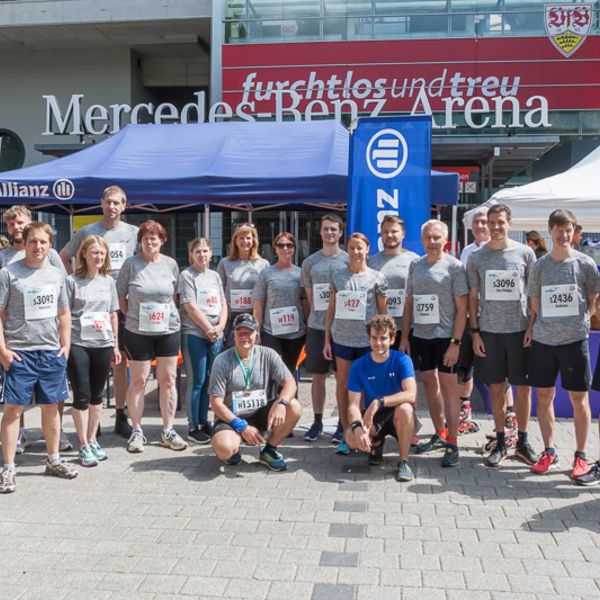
[116,254,180,336]
[330,267,388,348]
[467,242,535,333]
[208,345,292,414]
[179,267,226,339]
[406,254,468,339]
[301,250,349,331]
[368,250,419,329]
[66,275,119,348]
[62,221,139,279]
[528,251,600,346]
[216,257,270,314]
[0,247,65,272]
[253,264,306,339]
[0,260,68,351]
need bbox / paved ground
[1,374,600,600]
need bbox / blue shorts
[2,350,69,406]
[331,341,370,362]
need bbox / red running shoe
[531,450,560,475]
[571,456,591,479]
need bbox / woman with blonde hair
[179,237,227,444]
[66,235,120,467]
[217,223,269,346]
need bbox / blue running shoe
[304,421,323,442]
[259,446,287,471]
[336,438,351,455]
[330,421,343,444]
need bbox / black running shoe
[576,460,600,487]
[515,442,539,466]
[485,444,507,468]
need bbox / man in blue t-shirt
[347,315,417,482]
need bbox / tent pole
[451,204,458,258]
[203,205,210,239]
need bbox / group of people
[1,185,600,494]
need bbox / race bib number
[386,288,406,318]
[197,288,221,317]
[139,302,170,333]
[232,389,267,417]
[413,294,440,325]
[312,283,331,312]
[335,290,367,321]
[24,285,57,321]
[541,284,579,318]
[485,270,520,301]
[270,306,299,335]
[108,243,127,270]
[81,311,111,341]
[230,289,253,311]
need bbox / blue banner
[347,116,432,255]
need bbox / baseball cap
[233,313,258,331]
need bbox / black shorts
[305,328,334,374]
[529,339,591,392]
[457,327,474,383]
[213,399,276,435]
[474,331,528,386]
[123,329,181,361]
[410,336,455,374]
[366,407,399,441]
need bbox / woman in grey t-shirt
[179,237,227,445]
[216,224,269,347]
[323,232,388,455]
[116,220,185,454]
[66,235,120,467]
[253,232,308,374]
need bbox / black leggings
[260,331,305,375]
[67,345,114,410]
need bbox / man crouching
[346,315,417,482]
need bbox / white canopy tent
[463,145,600,230]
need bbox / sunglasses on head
[235,222,256,230]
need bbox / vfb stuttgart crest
[545,4,592,57]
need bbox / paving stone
[320,551,359,567]
[334,501,367,513]
[338,482,369,492]
[329,524,366,538]
[312,583,356,600]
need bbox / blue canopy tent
[0,121,459,230]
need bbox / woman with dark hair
[216,223,269,346]
[66,235,120,467]
[253,232,308,374]
[526,231,548,260]
[117,220,185,453]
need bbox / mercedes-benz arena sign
[222,36,600,130]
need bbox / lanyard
[234,348,255,391]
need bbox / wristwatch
[450,338,461,346]
[470,327,481,334]
[278,398,289,407]
[377,397,385,409]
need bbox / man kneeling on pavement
[346,315,417,482]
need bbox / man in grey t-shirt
[59,185,138,437]
[208,314,300,471]
[300,214,348,443]
[526,209,600,480]
[467,204,538,468]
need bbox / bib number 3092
[24,285,57,321]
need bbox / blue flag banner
[347,116,432,255]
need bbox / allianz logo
[0,179,75,201]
